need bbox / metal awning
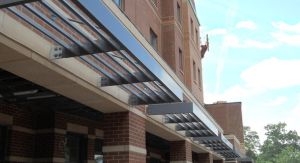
[1,1,240,160]
[1,0,184,105]
[148,102,241,159]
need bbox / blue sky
[195,0,300,141]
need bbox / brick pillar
[196,153,213,163]
[170,140,192,163]
[35,110,56,162]
[102,112,146,163]
[213,160,225,163]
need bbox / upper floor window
[179,48,183,71]
[65,133,87,163]
[193,61,196,81]
[190,19,194,37]
[195,28,199,45]
[177,2,181,23]
[198,68,202,88]
[150,28,158,50]
[113,0,124,10]
[0,126,8,162]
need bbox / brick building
[0,0,251,163]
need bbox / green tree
[257,122,300,163]
[274,146,300,163]
[244,126,260,160]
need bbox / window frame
[177,2,181,23]
[195,28,199,45]
[190,18,194,37]
[198,68,202,88]
[193,61,196,81]
[0,125,8,162]
[94,138,103,163]
[64,132,88,163]
[179,48,183,71]
[150,28,158,51]
[113,0,124,10]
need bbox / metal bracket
[49,46,64,59]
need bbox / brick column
[196,153,213,163]
[170,140,192,163]
[102,112,146,163]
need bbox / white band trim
[103,145,146,155]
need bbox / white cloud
[205,57,300,103]
[236,21,257,30]
[207,28,228,36]
[271,32,300,46]
[223,34,276,49]
[205,58,300,143]
[272,22,300,33]
[284,94,300,133]
[272,21,300,46]
[263,96,287,107]
[241,57,300,90]
[243,40,276,49]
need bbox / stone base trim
[149,152,162,159]
[12,125,35,134]
[36,128,66,135]
[103,145,147,155]
[12,126,66,135]
[8,156,94,163]
[11,126,100,138]
[8,156,65,163]
[67,123,88,134]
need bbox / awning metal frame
[148,102,241,159]
[2,0,240,160]
[3,0,184,105]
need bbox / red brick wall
[170,140,192,162]
[102,112,146,163]
[102,112,145,148]
[205,102,245,143]
[0,102,103,162]
[9,130,35,157]
[194,153,213,163]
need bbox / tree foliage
[245,122,300,163]
[244,126,260,160]
[274,146,300,163]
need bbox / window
[177,2,181,23]
[113,0,124,10]
[0,126,8,161]
[190,19,194,37]
[179,48,183,71]
[94,139,103,163]
[198,68,202,87]
[195,28,199,44]
[193,61,196,81]
[150,28,158,50]
[65,133,87,163]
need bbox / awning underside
[148,103,240,159]
[1,0,183,105]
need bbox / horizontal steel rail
[76,0,183,102]
[0,0,39,8]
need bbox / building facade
[0,0,250,163]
